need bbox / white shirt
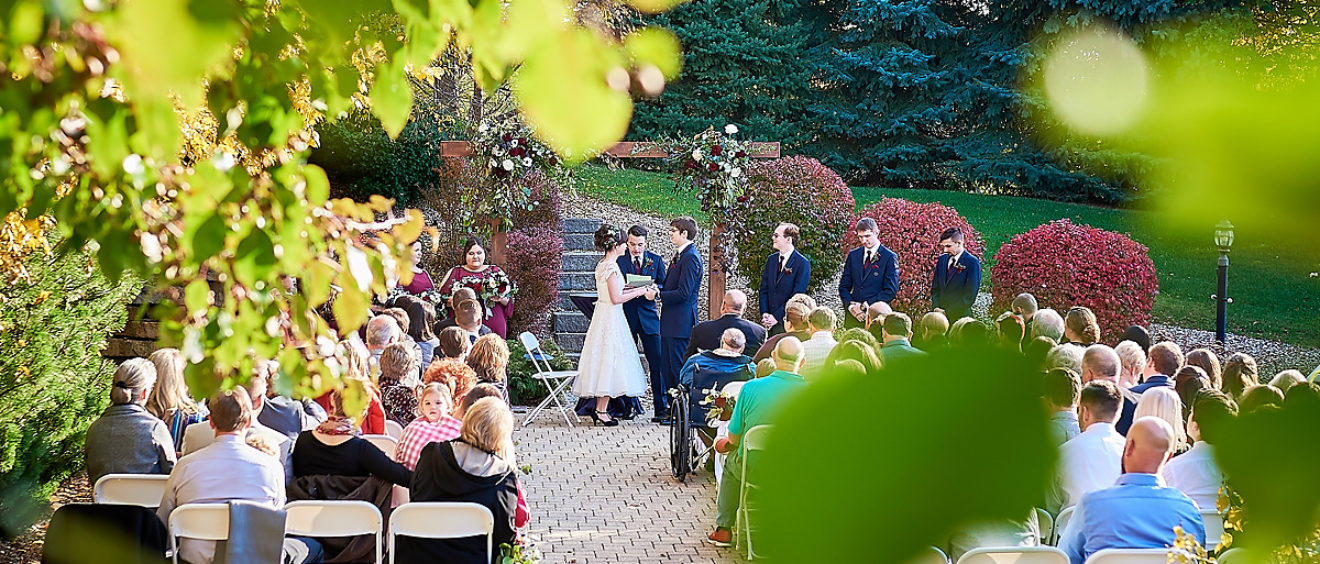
[676,241,692,257]
[181,418,293,484]
[1058,421,1126,507]
[862,245,879,262]
[947,251,964,268]
[800,331,839,380]
[1161,441,1223,510]
[157,434,287,564]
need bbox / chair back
[722,381,746,399]
[363,434,398,459]
[94,474,170,508]
[905,545,950,564]
[388,502,495,564]
[1201,509,1224,550]
[1054,505,1075,542]
[384,420,404,440]
[284,500,382,564]
[957,546,1068,564]
[1215,548,1268,564]
[743,424,773,453]
[169,503,229,563]
[1034,508,1053,544]
[518,332,550,375]
[1082,548,1170,563]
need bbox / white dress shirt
[800,331,839,380]
[157,434,287,564]
[1058,422,1126,508]
[1161,441,1223,510]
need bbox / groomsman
[617,225,667,397]
[930,227,982,321]
[759,222,811,335]
[838,218,899,328]
[656,216,703,423]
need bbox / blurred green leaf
[624,0,689,15]
[370,57,414,139]
[1217,398,1320,549]
[234,229,277,287]
[515,28,631,162]
[624,27,682,80]
[331,278,369,337]
[9,0,44,45]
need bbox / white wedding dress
[571,260,648,398]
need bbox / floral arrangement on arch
[471,118,570,229]
[663,124,753,216]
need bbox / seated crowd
[82,299,523,564]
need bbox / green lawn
[575,165,1319,347]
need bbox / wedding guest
[144,348,208,453]
[1173,366,1210,420]
[400,398,522,563]
[824,340,883,375]
[1120,325,1152,353]
[1114,341,1146,389]
[679,328,755,387]
[434,287,479,334]
[913,311,950,352]
[258,360,328,438]
[1162,389,1237,509]
[1031,308,1065,343]
[686,289,766,358]
[839,218,899,328]
[1058,417,1205,563]
[425,358,478,408]
[438,237,515,338]
[314,339,387,435]
[759,222,811,335]
[1024,336,1057,373]
[1134,387,1188,454]
[366,315,402,366]
[996,312,1026,352]
[755,358,776,378]
[437,326,471,361]
[379,342,421,427]
[182,368,295,483]
[1064,306,1101,346]
[1222,352,1259,399]
[1046,343,1085,374]
[456,383,503,420]
[1133,342,1183,394]
[399,296,440,366]
[395,383,463,471]
[1044,368,1082,446]
[864,301,892,336]
[1058,380,1126,509]
[618,225,667,387]
[834,327,877,349]
[291,390,412,487]
[1270,370,1306,393]
[402,239,436,295]
[708,337,808,547]
[930,227,982,321]
[85,358,175,485]
[1079,344,1139,435]
[1239,384,1284,413]
[800,307,839,379]
[1012,293,1039,347]
[753,297,813,362]
[1185,348,1222,390]
[455,299,493,346]
[468,334,511,404]
[877,312,925,365]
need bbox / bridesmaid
[437,237,514,338]
[401,240,435,295]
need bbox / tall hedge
[0,244,140,537]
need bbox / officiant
[617,225,667,395]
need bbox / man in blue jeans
[707,337,808,547]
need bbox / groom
[655,216,703,423]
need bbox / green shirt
[728,370,807,436]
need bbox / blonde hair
[111,358,157,405]
[461,397,515,464]
[467,334,510,383]
[145,348,198,419]
[245,431,280,458]
[1134,387,1187,451]
[340,338,378,392]
[418,382,454,419]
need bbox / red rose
[708,162,718,172]
[686,160,697,170]
[735,150,747,158]
[711,145,723,156]
[502,133,512,142]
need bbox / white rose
[725,124,738,135]
[502,159,515,171]
[692,149,703,161]
[731,168,742,178]
[478,123,489,133]
[494,147,505,156]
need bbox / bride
[572,224,656,426]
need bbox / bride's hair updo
[594,224,625,251]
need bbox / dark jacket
[839,245,899,306]
[931,252,982,320]
[617,251,666,336]
[685,314,767,358]
[287,475,394,563]
[399,441,518,564]
[291,433,412,486]
[258,396,326,439]
[758,250,810,324]
[659,244,703,340]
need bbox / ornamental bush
[991,219,1158,342]
[506,336,573,406]
[504,224,564,337]
[728,156,855,296]
[842,198,985,314]
[0,242,140,537]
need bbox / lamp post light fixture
[1213,220,1235,345]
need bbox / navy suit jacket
[931,252,982,318]
[660,243,703,339]
[685,314,767,358]
[838,245,899,305]
[759,250,811,323]
[617,251,667,336]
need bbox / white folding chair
[284,500,383,564]
[384,420,404,440]
[713,380,747,487]
[1053,506,1075,545]
[518,332,578,427]
[363,434,398,459]
[1034,508,1053,545]
[388,502,494,564]
[93,474,170,508]
[1201,508,1224,550]
[736,424,773,560]
[906,545,951,564]
[169,503,230,564]
[1083,548,1170,563]
[958,546,1069,564]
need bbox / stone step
[565,233,595,251]
[553,311,590,333]
[556,294,592,311]
[557,273,595,292]
[562,252,603,272]
[562,218,602,234]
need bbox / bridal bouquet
[699,387,738,426]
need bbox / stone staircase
[553,218,602,361]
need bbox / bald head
[1123,416,1176,474]
[1082,344,1121,383]
[772,337,805,373]
[722,290,747,315]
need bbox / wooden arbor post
[438,140,781,320]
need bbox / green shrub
[506,337,573,406]
[0,244,140,538]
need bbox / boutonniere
[643,257,653,269]
[953,263,966,273]
[783,267,793,275]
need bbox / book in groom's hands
[625,274,654,288]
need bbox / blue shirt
[1058,473,1205,564]
[728,370,806,436]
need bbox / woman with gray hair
[85,358,177,484]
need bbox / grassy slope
[576,165,1318,347]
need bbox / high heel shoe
[590,409,620,427]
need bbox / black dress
[396,440,518,564]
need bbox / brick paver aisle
[516,413,739,564]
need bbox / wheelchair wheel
[670,388,691,482]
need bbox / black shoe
[651,412,673,424]
[590,409,620,427]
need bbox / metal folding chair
[518,332,578,427]
[736,424,773,560]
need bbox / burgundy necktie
[779,255,786,274]
[634,256,642,273]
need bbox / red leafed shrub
[990,219,1158,342]
[728,156,855,295]
[841,198,984,313]
[504,224,563,337]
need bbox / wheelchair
[669,361,752,482]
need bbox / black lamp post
[1213,220,1235,345]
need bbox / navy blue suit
[931,251,982,320]
[838,245,899,326]
[759,250,811,334]
[657,243,703,414]
[617,251,667,397]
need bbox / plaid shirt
[395,416,464,470]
